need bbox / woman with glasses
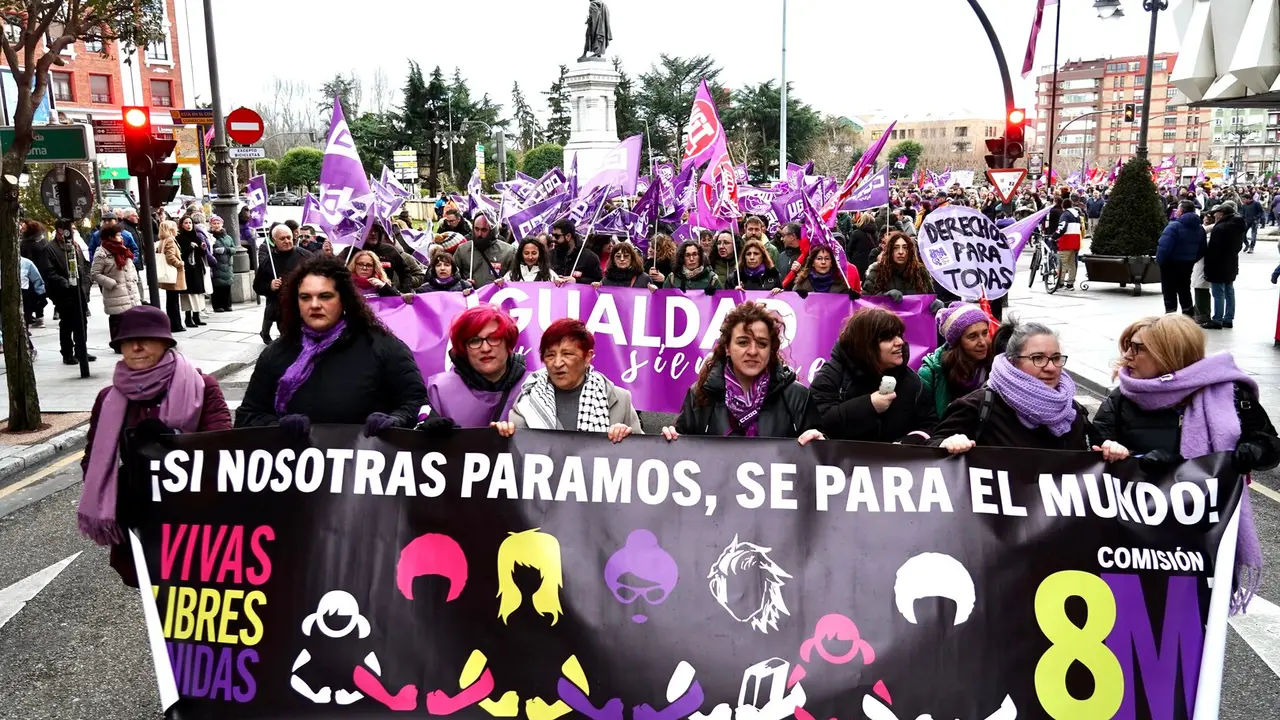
[595,242,656,289]
[405,249,475,296]
[791,246,852,295]
[810,307,937,443]
[932,318,1094,453]
[347,249,400,299]
[663,240,723,292]
[709,231,738,285]
[424,305,528,428]
[726,238,783,293]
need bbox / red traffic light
[123,107,149,127]
[122,106,154,176]
[1007,108,1026,126]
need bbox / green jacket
[663,266,722,291]
[916,346,952,419]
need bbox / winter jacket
[663,265,722,291]
[599,267,655,288]
[209,229,237,287]
[156,237,185,292]
[28,237,77,301]
[510,371,642,432]
[252,248,310,306]
[1204,215,1245,284]
[726,266,783,292]
[1054,209,1082,251]
[845,228,877,277]
[916,345,988,420]
[709,256,737,286]
[453,238,516,288]
[16,257,44,294]
[89,227,142,271]
[235,328,427,428]
[551,242,604,283]
[425,354,528,428]
[792,270,850,294]
[89,248,142,315]
[776,245,803,275]
[674,362,819,438]
[809,345,938,443]
[412,275,474,293]
[1086,197,1106,218]
[1240,199,1265,226]
[927,386,1094,451]
[1091,384,1280,471]
[175,230,208,295]
[1155,212,1207,265]
[397,248,427,291]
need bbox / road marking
[1250,480,1280,506]
[0,552,82,631]
[0,450,84,500]
[1230,595,1280,679]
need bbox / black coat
[674,362,819,438]
[252,248,311,306]
[552,241,603,283]
[1092,384,1280,472]
[845,228,877,277]
[928,386,1094,451]
[235,328,427,428]
[809,346,938,443]
[176,230,207,294]
[28,237,77,301]
[726,266,783,291]
[599,267,654,288]
[1204,215,1245,283]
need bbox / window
[1162,130,1177,140]
[1106,62,1127,73]
[1135,75,1145,87]
[1270,113,1280,125]
[145,40,169,61]
[1166,87,1178,99]
[150,79,173,107]
[906,128,915,138]
[84,38,102,53]
[89,74,112,103]
[1154,59,1167,72]
[3,23,21,44]
[985,125,999,138]
[1163,115,1177,125]
[1134,90,1145,101]
[954,126,968,137]
[953,141,971,153]
[50,71,73,102]
[1129,61,1141,72]
[1112,76,1125,88]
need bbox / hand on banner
[606,424,633,443]
[770,288,783,296]
[1233,442,1267,474]
[401,294,415,304]
[929,299,945,315]
[1138,448,1181,475]
[1093,440,1130,463]
[940,434,975,455]
[871,392,897,414]
[885,290,905,304]
[491,421,516,438]
[797,429,825,446]
[592,282,603,289]
[271,278,282,291]
[364,412,399,437]
[554,276,572,287]
[462,288,474,296]
[492,278,506,287]
[660,426,679,441]
[279,414,311,439]
[131,417,176,448]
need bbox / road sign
[169,108,215,126]
[229,146,265,159]
[40,167,93,220]
[986,168,1028,205]
[0,125,93,161]
[475,143,485,177]
[1027,152,1044,178]
[226,107,264,145]
[91,119,125,153]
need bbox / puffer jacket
[89,248,141,315]
[1204,215,1245,283]
[809,344,938,443]
[1155,212,1206,265]
[662,265,722,291]
[674,362,819,438]
[209,229,237,287]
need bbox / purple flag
[526,168,567,205]
[893,155,908,170]
[582,135,643,196]
[509,192,570,243]
[840,166,891,212]
[631,179,660,243]
[561,185,609,234]
[317,96,372,228]
[399,227,433,264]
[379,166,411,198]
[771,188,806,226]
[301,193,326,230]
[636,176,651,195]
[567,153,579,199]
[465,169,482,215]
[786,162,808,188]
[681,79,724,170]
[655,163,676,207]
[473,192,500,225]
[733,163,749,184]
[245,175,268,229]
[999,206,1053,259]
[801,185,850,278]
[823,120,895,224]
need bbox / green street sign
[0,125,93,162]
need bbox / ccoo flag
[245,175,269,229]
[317,96,371,228]
[581,135,643,196]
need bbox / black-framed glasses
[1123,340,1146,356]
[1017,354,1068,368]
[466,336,504,350]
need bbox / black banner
[129,427,1244,720]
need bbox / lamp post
[1095,0,1167,161]
[779,0,788,181]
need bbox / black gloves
[704,286,717,295]
[132,417,175,445]
[847,290,861,301]
[363,412,399,437]
[1233,442,1266,474]
[279,414,311,439]
[886,289,905,304]
[415,416,457,436]
[929,299,945,315]
[794,289,809,299]
[1139,449,1181,476]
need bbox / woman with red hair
[423,304,527,428]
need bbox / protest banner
[839,167,890,213]
[371,287,937,414]
[916,205,1024,301]
[129,428,1241,720]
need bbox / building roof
[1175,0,1280,109]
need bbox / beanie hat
[936,302,989,346]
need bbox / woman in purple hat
[78,304,231,585]
[917,302,994,419]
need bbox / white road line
[1250,481,1280,506]
[0,552,82,631]
[1230,595,1280,679]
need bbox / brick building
[859,110,1011,173]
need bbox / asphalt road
[1,442,1278,719]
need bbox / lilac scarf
[78,351,204,545]
[274,319,347,415]
[987,354,1078,437]
[724,366,770,437]
[1117,353,1262,614]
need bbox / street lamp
[1098,1,1165,160]
[1092,0,1125,20]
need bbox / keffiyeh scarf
[516,367,612,432]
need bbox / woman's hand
[370,278,386,288]
[553,276,571,287]
[490,421,516,438]
[736,285,746,291]
[1093,440,1130,462]
[770,287,783,295]
[492,277,506,287]
[797,429,825,446]
[462,288,473,296]
[270,278,282,291]
[648,268,664,284]
[940,434,975,455]
[870,391,897,413]
[660,426,679,441]
[591,281,602,289]
[606,424,633,443]
[401,293,415,304]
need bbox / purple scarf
[274,319,347,415]
[807,270,835,293]
[723,365,770,437]
[743,264,767,278]
[78,351,204,546]
[1117,353,1262,614]
[987,354,1078,437]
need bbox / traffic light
[1124,103,1136,123]
[147,137,180,205]
[984,137,1008,169]
[1004,108,1026,163]
[123,106,154,176]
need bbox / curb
[0,360,252,484]
[1067,368,1112,400]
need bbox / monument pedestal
[563,60,621,179]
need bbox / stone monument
[564,0,620,178]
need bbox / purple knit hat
[936,302,989,346]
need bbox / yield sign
[986,168,1027,205]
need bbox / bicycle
[1025,229,1060,294]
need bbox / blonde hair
[1116,313,1205,378]
[496,529,563,625]
[159,220,177,243]
[347,250,391,283]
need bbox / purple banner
[245,175,268,229]
[370,286,937,414]
[840,166,891,212]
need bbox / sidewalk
[1005,237,1280,412]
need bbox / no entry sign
[226,107,264,145]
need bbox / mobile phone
[879,376,897,395]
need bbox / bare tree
[806,115,864,178]
[367,67,397,116]
[255,77,318,158]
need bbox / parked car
[268,192,302,206]
[101,189,137,216]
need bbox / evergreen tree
[511,82,543,152]
[319,72,362,124]
[1090,157,1167,257]
[179,168,194,196]
[636,55,725,162]
[545,65,572,146]
[417,66,451,195]
[612,58,647,166]
[396,61,434,186]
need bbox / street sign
[475,143,485,177]
[40,167,93,220]
[226,107,264,145]
[229,146,265,159]
[91,119,125,153]
[986,168,1027,205]
[0,124,93,161]
[1027,152,1044,178]
[169,108,215,126]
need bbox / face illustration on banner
[290,590,373,706]
[603,530,679,624]
[893,552,976,626]
[707,535,792,634]
[397,532,468,601]
[498,529,564,625]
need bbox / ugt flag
[681,79,726,170]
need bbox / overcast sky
[180,0,1185,124]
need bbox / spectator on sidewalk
[1053,199,1083,291]
[1203,201,1245,330]
[89,225,142,348]
[208,215,236,312]
[1240,194,1264,253]
[155,220,185,334]
[78,305,231,586]
[29,221,95,365]
[1155,200,1206,316]
[253,224,310,345]
[18,254,45,328]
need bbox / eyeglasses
[355,262,376,270]
[466,336,504,349]
[1017,354,1068,368]
[551,232,565,239]
[1123,340,1146,356]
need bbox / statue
[579,0,612,62]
